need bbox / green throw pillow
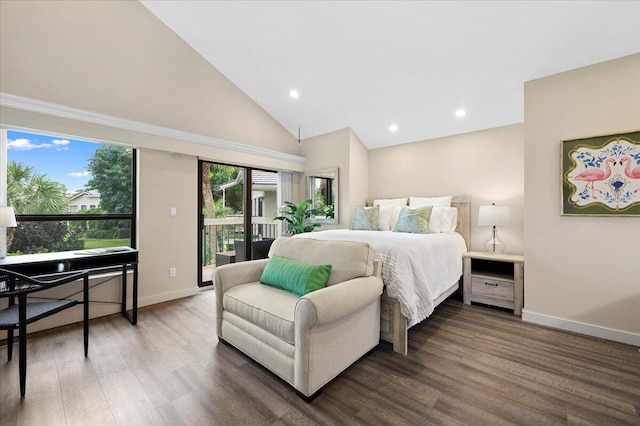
[392,206,433,233]
[351,205,379,231]
[260,255,332,297]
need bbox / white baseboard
[0,286,200,339]
[522,310,640,347]
[137,286,200,308]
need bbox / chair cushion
[261,255,331,296]
[0,300,79,327]
[269,237,375,286]
[223,282,298,345]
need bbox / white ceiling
[140,1,640,150]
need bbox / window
[1,128,136,255]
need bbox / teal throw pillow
[392,206,433,233]
[260,255,332,297]
[351,205,379,231]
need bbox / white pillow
[365,205,395,231]
[372,198,408,229]
[373,197,408,207]
[377,205,395,231]
[427,207,458,233]
[409,196,453,208]
[444,207,458,233]
[389,205,403,230]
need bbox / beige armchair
[215,237,383,401]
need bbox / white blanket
[295,230,466,327]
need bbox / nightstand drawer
[471,276,514,301]
[463,252,524,315]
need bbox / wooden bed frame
[375,196,471,355]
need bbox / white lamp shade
[478,205,510,227]
[0,206,17,227]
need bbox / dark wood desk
[0,247,139,324]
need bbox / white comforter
[294,230,467,327]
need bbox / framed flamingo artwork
[562,131,640,216]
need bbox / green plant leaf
[273,199,325,234]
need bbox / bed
[295,196,470,355]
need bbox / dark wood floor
[1,290,639,425]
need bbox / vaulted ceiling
[140,1,640,149]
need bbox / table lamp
[0,206,17,259]
[478,203,510,254]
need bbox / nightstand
[463,251,524,315]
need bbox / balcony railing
[202,216,279,267]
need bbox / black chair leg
[7,327,14,361]
[83,276,89,357]
[18,294,27,397]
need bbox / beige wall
[0,0,299,157]
[299,128,370,229]
[300,129,351,228]
[138,149,199,305]
[524,54,640,342]
[349,130,370,214]
[369,124,525,254]
[0,0,304,334]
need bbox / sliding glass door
[198,161,281,286]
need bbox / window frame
[1,128,138,253]
[198,160,281,286]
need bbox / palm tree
[7,161,69,214]
[202,162,217,263]
[201,163,240,263]
[6,161,71,252]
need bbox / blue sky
[7,130,99,193]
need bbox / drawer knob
[484,282,498,286]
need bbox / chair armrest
[213,259,270,294]
[295,276,383,329]
[214,258,270,338]
[372,260,382,278]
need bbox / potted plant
[274,199,325,235]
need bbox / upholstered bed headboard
[365,195,471,250]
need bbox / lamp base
[484,227,505,254]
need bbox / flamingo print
[621,156,640,193]
[574,157,616,199]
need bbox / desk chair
[0,268,89,397]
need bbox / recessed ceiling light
[389,124,398,132]
[289,89,299,99]
[455,109,466,118]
